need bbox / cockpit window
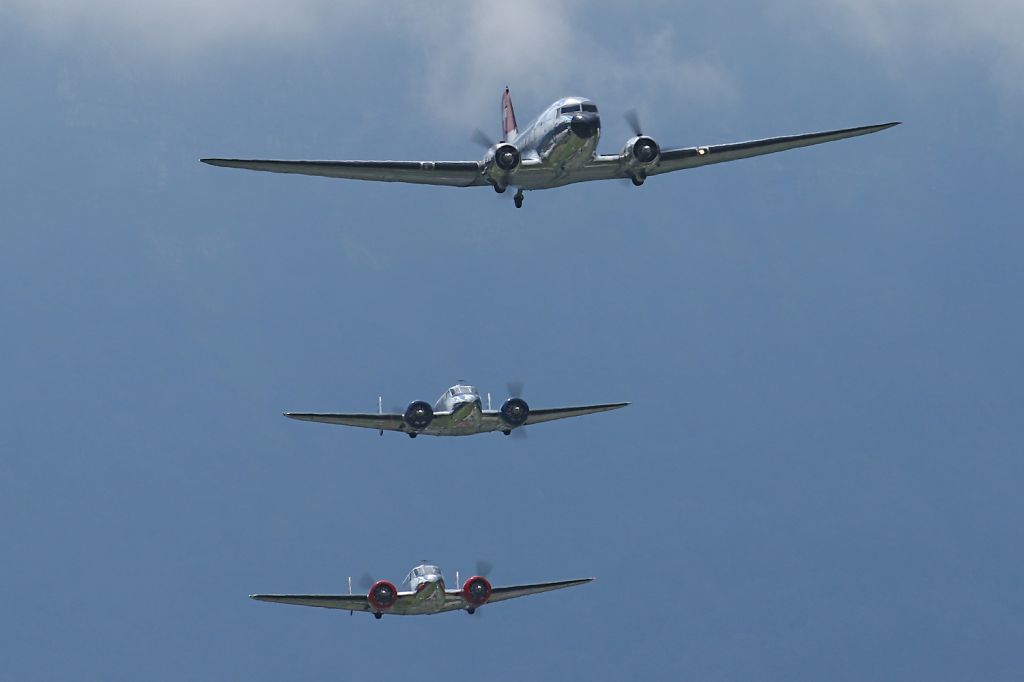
[582,104,598,113]
[560,104,581,114]
[412,565,440,578]
[452,386,476,396]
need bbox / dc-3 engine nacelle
[462,575,493,610]
[484,142,521,188]
[499,397,529,427]
[403,400,433,431]
[367,579,398,613]
[620,135,660,185]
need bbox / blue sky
[1,1,1022,680]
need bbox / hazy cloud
[800,0,1024,99]
[3,0,737,128]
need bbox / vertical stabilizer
[502,86,518,142]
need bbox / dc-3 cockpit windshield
[405,564,443,585]
[450,385,477,397]
[560,103,598,115]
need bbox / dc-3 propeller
[505,381,528,439]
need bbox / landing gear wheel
[467,607,476,615]
[374,612,382,620]
[408,432,417,439]
[630,174,646,187]
[493,184,506,194]
[513,189,524,208]
[502,429,511,436]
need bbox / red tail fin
[502,86,518,141]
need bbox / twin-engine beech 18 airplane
[201,87,899,208]
[285,382,628,438]
[251,562,593,619]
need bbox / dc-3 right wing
[200,158,489,187]
[283,411,407,432]
[282,411,456,433]
[250,594,376,611]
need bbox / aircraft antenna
[348,576,353,594]
[378,395,383,436]
[487,392,492,410]
[455,569,460,587]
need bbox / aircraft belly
[438,405,483,435]
[518,133,600,190]
[395,581,447,615]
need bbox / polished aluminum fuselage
[432,383,485,435]
[399,564,450,615]
[508,97,601,189]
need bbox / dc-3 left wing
[200,158,489,187]
[575,122,900,182]
[519,402,630,426]
[650,122,901,175]
[440,577,594,611]
[484,577,594,604]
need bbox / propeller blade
[471,128,495,149]
[475,559,494,578]
[506,380,524,398]
[624,109,643,137]
[357,573,375,591]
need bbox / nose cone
[453,398,481,417]
[570,113,600,139]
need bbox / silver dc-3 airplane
[285,382,628,438]
[251,561,592,619]
[202,87,899,208]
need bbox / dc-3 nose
[452,398,481,417]
[570,112,600,139]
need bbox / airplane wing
[524,402,629,426]
[438,577,594,612]
[486,578,594,604]
[250,594,375,612]
[568,122,899,184]
[283,411,456,434]
[650,122,900,176]
[200,158,489,187]
[284,411,406,432]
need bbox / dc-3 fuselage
[251,562,593,619]
[201,87,899,208]
[284,382,629,438]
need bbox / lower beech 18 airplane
[251,562,593,619]
[201,87,899,208]
[285,382,628,438]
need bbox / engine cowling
[367,579,398,611]
[462,576,492,607]
[403,400,433,431]
[621,135,661,183]
[485,143,521,185]
[500,397,529,427]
